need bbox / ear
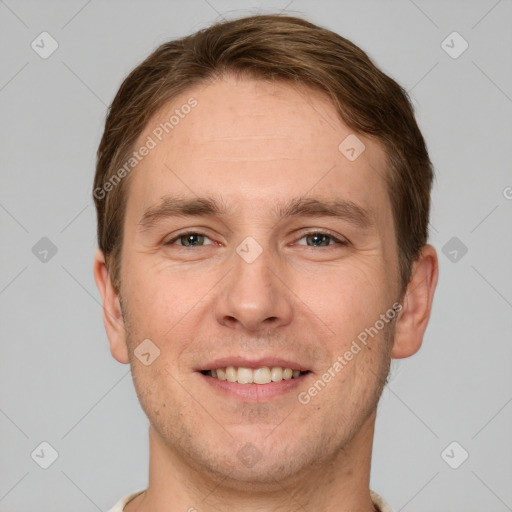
[391,244,439,359]
[93,249,129,364]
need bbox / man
[93,14,438,512]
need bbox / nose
[214,246,294,333]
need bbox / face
[112,75,404,485]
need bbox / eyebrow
[275,197,373,230]
[138,195,373,231]
[138,196,228,230]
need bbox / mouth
[196,358,312,402]
[200,366,310,384]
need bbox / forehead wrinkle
[199,135,290,141]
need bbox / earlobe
[391,244,439,359]
[93,249,130,364]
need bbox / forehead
[126,74,391,220]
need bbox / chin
[206,452,310,489]
[189,432,324,488]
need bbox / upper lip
[196,356,310,372]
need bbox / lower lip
[199,372,310,402]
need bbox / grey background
[1,0,511,511]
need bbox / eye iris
[181,233,204,246]
[307,233,330,246]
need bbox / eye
[165,232,214,247]
[295,232,348,247]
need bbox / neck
[126,412,378,512]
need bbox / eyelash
[164,230,349,248]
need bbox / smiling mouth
[200,366,310,384]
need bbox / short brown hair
[94,14,433,292]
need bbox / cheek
[294,261,392,343]
[121,268,219,374]
[120,284,189,372]
[129,360,185,441]
[122,262,198,328]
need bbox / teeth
[237,367,253,384]
[226,366,237,382]
[271,367,283,381]
[253,367,271,384]
[207,366,306,384]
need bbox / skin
[94,74,438,512]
